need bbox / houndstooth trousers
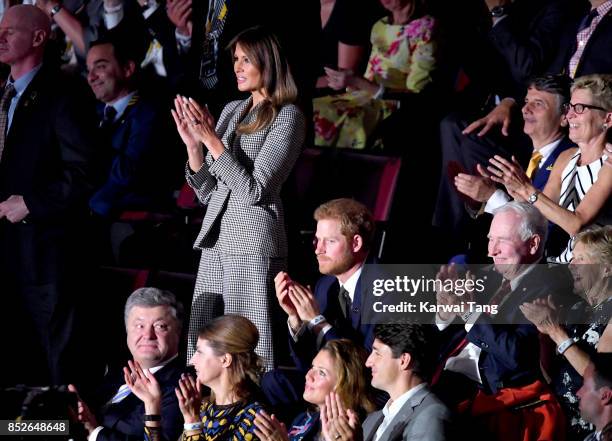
[188,248,286,370]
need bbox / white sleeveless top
[553,151,611,263]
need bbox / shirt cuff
[485,189,511,214]
[176,29,192,50]
[288,319,305,342]
[88,426,104,441]
[435,312,455,331]
[103,2,124,29]
[464,312,482,333]
[315,324,332,349]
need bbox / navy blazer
[289,273,375,373]
[90,93,177,217]
[548,6,612,77]
[95,357,184,441]
[438,264,574,394]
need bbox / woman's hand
[171,96,201,150]
[179,97,223,152]
[519,295,562,336]
[124,360,162,414]
[487,155,534,200]
[254,410,289,441]
[175,373,202,424]
[324,67,353,91]
[321,392,360,441]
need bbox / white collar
[339,265,363,302]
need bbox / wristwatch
[527,191,539,204]
[490,6,507,17]
[49,4,62,17]
[557,338,576,355]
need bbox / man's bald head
[6,5,51,35]
[0,4,50,72]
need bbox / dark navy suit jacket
[89,93,177,217]
[532,135,575,191]
[94,356,184,441]
[288,273,375,373]
[438,264,574,395]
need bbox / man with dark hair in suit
[0,4,98,386]
[450,75,575,257]
[578,354,612,441]
[68,287,184,441]
[86,37,177,219]
[321,323,451,441]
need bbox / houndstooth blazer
[186,97,306,257]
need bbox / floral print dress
[313,14,436,149]
[554,298,612,440]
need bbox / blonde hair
[228,26,298,135]
[199,315,263,399]
[576,226,612,264]
[571,74,612,111]
[321,339,375,414]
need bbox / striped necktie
[0,83,17,164]
[110,384,131,404]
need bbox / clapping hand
[487,155,533,200]
[67,384,98,434]
[519,295,559,335]
[320,392,360,441]
[454,164,496,203]
[254,410,289,441]
[124,360,162,413]
[175,373,202,424]
[287,281,321,322]
[167,0,193,37]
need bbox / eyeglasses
[563,102,607,114]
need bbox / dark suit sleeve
[97,386,182,441]
[22,86,98,221]
[488,2,568,85]
[89,105,159,216]
[467,317,539,372]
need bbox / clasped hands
[435,263,477,322]
[274,272,321,330]
[253,393,360,441]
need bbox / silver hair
[492,201,548,256]
[124,287,184,329]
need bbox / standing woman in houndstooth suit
[171,26,306,369]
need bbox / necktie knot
[525,150,543,179]
[100,105,117,129]
[579,9,599,31]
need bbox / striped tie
[110,384,131,404]
[0,83,17,164]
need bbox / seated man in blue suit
[263,199,376,418]
[86,37,177,218]
[276,198,376,372]
[68,288,184,441]
[453,75,574,256]
[433,202,571,441]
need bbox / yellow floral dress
[313,15,436,149]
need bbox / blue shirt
[7,64,42,131]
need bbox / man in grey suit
[323,323,452,441]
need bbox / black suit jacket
[95,357,184,441]
[548,5,612,76]
[0,65,98,385]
